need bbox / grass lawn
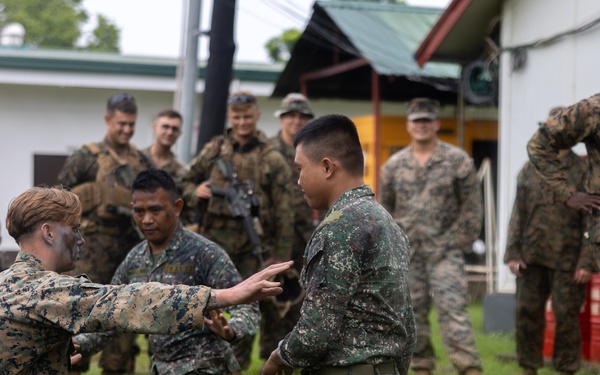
[87,302,600,374]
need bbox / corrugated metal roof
[319,1,459,77]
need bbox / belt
[311,361,397,375]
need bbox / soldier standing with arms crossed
[181,91,294,370]
[506,107,593,375]
[58,92,151,374]
[379,98,483,375]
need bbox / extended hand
[204,309,235,341]
[566,192,600,214]
[211,261,293,309]
[262,349,294,375]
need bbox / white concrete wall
[497,0,600,291]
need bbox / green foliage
[0,0,120,52]
[85,14,120,52]
[265,28,301,63]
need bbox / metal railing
[465,157,498,294]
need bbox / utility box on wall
[352,114,498,191]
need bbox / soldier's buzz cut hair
[132,168,180,200]
[106,92,138,116]
[293,114,364,177]
[6,187,82,243]
[154,109,183,122]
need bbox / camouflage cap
[407,97,440,121]
[274,93,314,118]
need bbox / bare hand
[262,349,294,375]
[196,180,212,199]
[566,192,600,214]
[212,261,293,308]
[70,341,82,366]
[508,259,527,277]
[204,309,235,341]
[574,268,592,284]
[264,257,284,267]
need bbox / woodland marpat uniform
[505,152,593,373]
[181,129,294,273]
[528,93,600,254]
[76,224,259,374]
[379,141,482,373]
[278,185,415,374]
[57,138,151,284]
[0,252,210,375]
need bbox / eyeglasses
[227,93,256,105]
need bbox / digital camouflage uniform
[0,251,211,375]
[505,153,593,374]
[379,141,483,374]
[75,224,259,375]
[181,129,294,369]
[528,93,600,265]
[141,146,195,226]
[262,131,315,359]
[278,185,415,374]
[57,137,151,372]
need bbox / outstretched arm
[209,261,293,309]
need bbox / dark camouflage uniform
[57,137,151,372]
[262,131,315,359]
[76,224,259,374]
[505,153,593,373]
[379,141,482,373]
[527,93,600,263]
[278,185,415,374]
[0,252,211,375]
[141,146,195,226]
[181,129,294,369]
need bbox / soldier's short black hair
[293,114,364,177]
[107,92,137,116]
[132,169,179,200]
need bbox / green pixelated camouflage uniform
[141,146,196,226]
[505,152,593,373]
[379,141,482,373]
[261,131,315,359]
[527,93,600,265]
[58,137,151,372]
[0,252,211,375]
[278,185,415,374]
[181,129,294,369]
[75,224,259,374]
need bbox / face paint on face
[54,224,84,273]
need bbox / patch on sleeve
[322,210,342,224]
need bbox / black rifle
[210,159,266,269]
